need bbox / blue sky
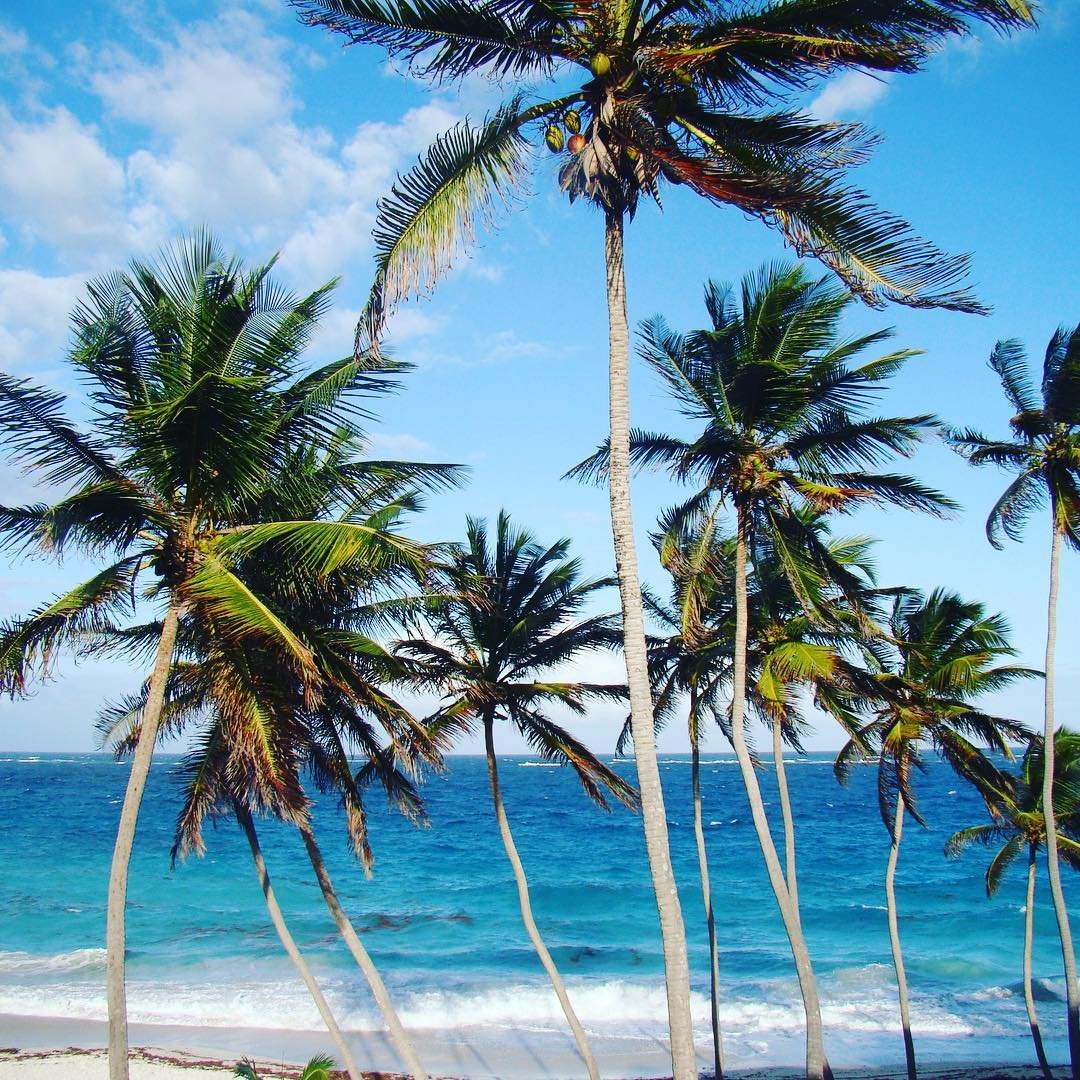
[0,0,1076,755]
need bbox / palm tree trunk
[234,802,363,1080]
[691,720,724,1079]
[730,517,831,1080]
[482,714,600,1080]
[604,207,697,1080]
[772,717,799,916]
[1025,843,1054,1080]
[297,821,429,1080]
[885,797,917,1080]
[1043,517,1080,1080]
[106,599,181,1080]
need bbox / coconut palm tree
[836,589,1037,1080]
[396,512,636,1079]
[640,510,735,1078]
[949,326,1080,1079]
[0,233,440,1080]
[571,261,951,1077]
[95,430,464,1080]
[641,508,876,1078]
[947,731,1080,1080]
[289,6,1034,1071]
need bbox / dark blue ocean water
[0,751,1072,1073]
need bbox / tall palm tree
[949,325,1080,1079]
[0,234,434,1080]
[642,509,876,1078]
[572,262,951,1077]
[289,7,1034,1072]
[641,510,735,1079]
[947,731,1080,1080]
[396,512,636,1080]
[836,589,1036,1080]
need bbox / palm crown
[950,325,1080,549]
[397,511,636,807]
[0,234,454,698]
[571,262,951,598]
[293,0,1033,348]
[837,589,1037,830]
[948,730,1080,895]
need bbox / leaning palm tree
[0,233,435,1080]
[396,512,636,1080]
[837,589,1036,1080]
[947,731,1080,1080]
[571,262,951,1077]
[289,6,1034,1071]
[949,325,1080,1079]
[95,433,462,1080]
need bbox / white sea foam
[0,972,981,1042]
[0,948,106,974]
[515,762,561,768]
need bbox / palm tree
[641,510,735,1079]
[642,509,876,1078]
[572,262,951,1077]
[836,589,1036,1080]
[947,731,1080,1080]
[396,512,636,1079]
[95,432,463,1080]
[0,233,435,1080]
[288,6,1034,1071]
[949,326,1080,1079]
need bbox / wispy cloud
[809,71,892,122]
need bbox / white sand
[0,1049,236,1078]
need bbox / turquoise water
[0,751,1071,1073]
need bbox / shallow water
[0,751,1071,1074]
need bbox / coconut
[545,125,565,152]
[568,133,587,154]
[564,109,582,134]
[590,53,611,77]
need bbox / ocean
[0,751,1070,1076]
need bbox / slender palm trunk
[235,803,362,1080]
[604,208,697,1080]
[885,797,917,1080]
[482,715,600,1079]
[297,822,429,1080]
[106,599,181,1080]
[730,518,830,1080]
[691,717,724,1079]
[772,717,800,916]
[1043,518,1080,1080]
[1025,843,1054,1080]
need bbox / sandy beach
[0,1017,1070,1080]
[0,1045,1070,1080]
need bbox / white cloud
[367,432,433,457]
[809,71,892,122]
[406,327,565,369]
[0,107,130,258]
[0,25,29,56]
[0,269,88,372]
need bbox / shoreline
[0,1018,1068,1080]
[0,1046,1069,1080]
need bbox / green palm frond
[0,557,144,695]
[771,186,985,313]
[291,0,564,79]
[0,373,125,489]
[360,98,542,350]
[184,556,319,682]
